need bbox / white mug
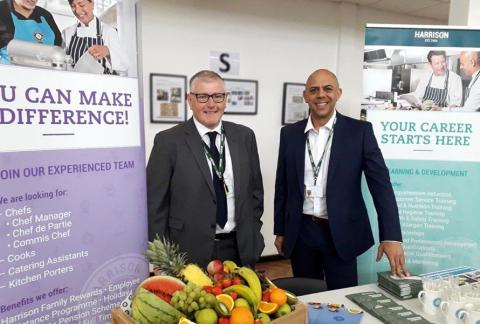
[441,299,470,323]
[418,289,442,316]
[458,304,480,324]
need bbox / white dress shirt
[302,111,336,219]
[62,18,128,74]
[193,118,236,233]
[414,70,463,106]
[463,70,480,112]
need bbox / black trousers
[290,215,357,290]
[211,233,242,266]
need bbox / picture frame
[224,78,258,115]
[150,73,187,123]
[282,82,308,125]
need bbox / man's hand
[274,236,285,256]
[376,241,410,277]
[88,45,110,60]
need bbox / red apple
[213,272,225,282]
[207,259,224,275]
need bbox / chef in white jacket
[62,0,128,75]
[413,50,462,109]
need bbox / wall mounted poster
[358,24,480,284]
[0,1,148,323]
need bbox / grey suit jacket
[147,118,264,267]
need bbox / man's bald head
[460,51,480,76]
[306,69,340,88]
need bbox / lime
[195,308,218,324]
[234,298,250,308]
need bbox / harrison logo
[414,31,449,39]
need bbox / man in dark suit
[274,69,408,290]
[147,70,264,268]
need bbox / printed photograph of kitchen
[0,0,136,77]
[362,47,480,112]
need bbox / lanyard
[306,118,336,185]
[202,126,228,193]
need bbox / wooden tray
[111,302,307,324]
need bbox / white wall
[140,0,443,256]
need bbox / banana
[284,289,298,305]
[223,285,258,314]
[265,277,277,289]
[234,267,262,304]
[223,260,238,273]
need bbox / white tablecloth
[299,283,442,323]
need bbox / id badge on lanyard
[305,185,324,215]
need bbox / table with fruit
[119,237,303,324]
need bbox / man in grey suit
[147,70,264,268]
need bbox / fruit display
[128,237,302,324]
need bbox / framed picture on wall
[224,78,258,115]
[150,73,187,123]
[282,82,308,125]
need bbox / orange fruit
[269,288,287,306]
[258,301,279,314]
[230,306,254,324]
[216,294,235,311]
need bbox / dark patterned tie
[207,132,227,228]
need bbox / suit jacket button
[210,224,216,229]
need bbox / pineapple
[145,235,213,287]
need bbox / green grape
[187,297,193,304]
[188,306,193,313]
[204,293,216,306]
[189,292,196,299]
[179,292,187,301]
[191,301,199,311]
[179,300,185,308]
[200,290,206,296]
[198,297,205,304]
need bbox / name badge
[305,185,323,198]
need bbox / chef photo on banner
[413,50,463,110]
[0,0,62,63]
[62,0,128,75]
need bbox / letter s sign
[219,53,231,72]
[209,51,239,75]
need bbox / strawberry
[218,317,230,324]
[230,292,238,300]
[232,277,242,285]
[262,290,271,302]
[203,286,213,294]
[221,278,232,288]
[211,286,223,296]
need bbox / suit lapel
[327,112,344,184]
[295,121,307,196]
[223,122,241,203]
[184,119,215,197]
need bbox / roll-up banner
[358,24,480,283]
[0,1,149,323]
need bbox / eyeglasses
[190,92,227,103]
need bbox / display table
[299,283,439,323]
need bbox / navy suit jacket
[274,112,402,261]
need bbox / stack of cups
[457,286,480,324]
[418,277,444,321]
[440,286,469,323]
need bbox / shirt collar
[471,69,480,82]
[193,117,223,139]
[77,17,97,29]
[304,110,337,134]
